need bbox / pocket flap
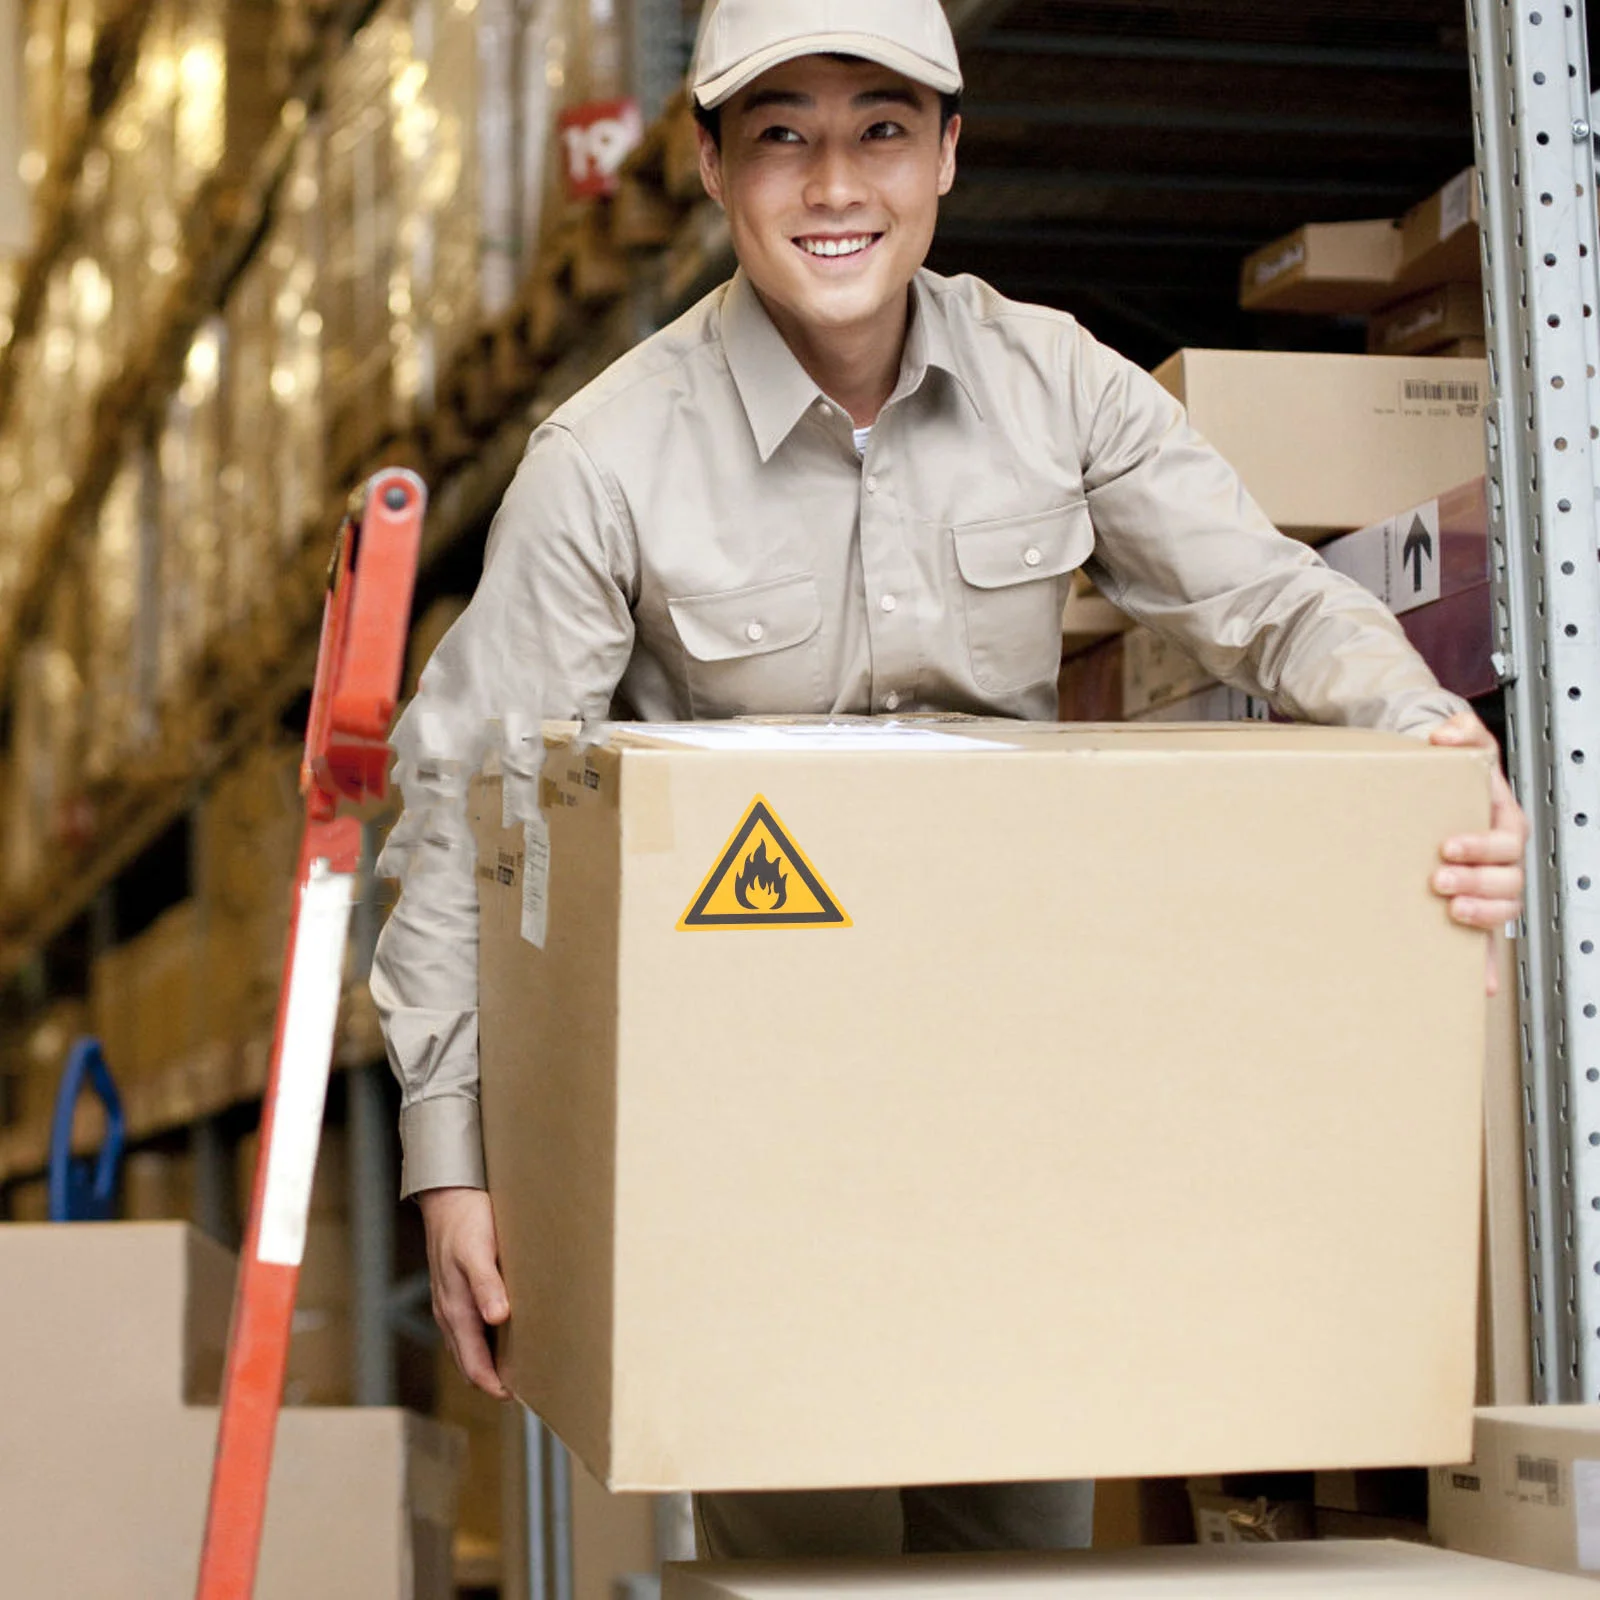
[667,574,823,663]
[952,503,1094,590]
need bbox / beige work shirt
[372,266,1468,1196]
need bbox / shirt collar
[720,267,985,464]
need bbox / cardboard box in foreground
[1152,348,1486,539]
[662,1541,1597,1598]
[1431,1406,1600,1578]
[476,721,1490,1492]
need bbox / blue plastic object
[47,1037,125,1222]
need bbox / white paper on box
[521,813,550,949]
[1441,170,1475,240]
[634,724,1011,752]
[1386,498,1441,611]
[1573,1460,1600,1570]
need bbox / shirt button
[865,475,878,494]
[880,594,897,613]
[818,403,833,418]
[746,621,765,643]
[884,691,902,711]
[1023,546,1043,568]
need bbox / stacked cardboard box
[1432,1407,1600,1579]
[1239,170,1485,356]
[90,899,204,1088]
[0,1222,462,1596]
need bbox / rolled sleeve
[1070,328,1470,735]
[372,424,637,1197]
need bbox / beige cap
[691,0,963,110]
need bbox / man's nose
[803,140,867,212]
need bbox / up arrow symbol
[1401,514,1433,594]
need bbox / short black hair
[693,56,962,148]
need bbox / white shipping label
[1320,519,1392,605]
[1386,499,1441,613]
[1574,1460,1600,1569]
[1440,170,1474,241]
[522,813,551,948]
[257,868,355,1267]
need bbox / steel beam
[1467,0,1600,1399]
[977,32,1466,74]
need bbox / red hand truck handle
[195,470,425,1599]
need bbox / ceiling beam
[960,98,1463,141]
[974,32,1466,73]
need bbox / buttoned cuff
[399,1096,488,1197]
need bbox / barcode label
[1403,379,1481,404]
[1515,1454,1563,1507]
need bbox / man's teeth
[799,236,875,257]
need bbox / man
[373,0,1528,1563]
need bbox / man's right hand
[418,1186,511,1399]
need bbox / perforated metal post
[1466,0,1600,1399]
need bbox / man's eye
[863,121,906,140]
[757,125,803,144]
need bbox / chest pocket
[666,572,827,718]
[952,502,1095,695]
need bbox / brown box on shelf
[475,722,1489,1491]
[1368,283,1484,357]
[1058,632,1125,721]
[0,1222,463,1596]
[1061,574,1130,658]
[1318,478,1493,702]
[662,1543,1600,1598]
[1430,1406,1600,1578]
[3,998,90,1130]
[1152,349,1487,540]
[90,900,204,1088]
[1188,1486,1315,1545]
[1238,220,1401,314]
[1120,627,1216,720]
[1397,168,1482,291]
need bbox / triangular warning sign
[678,796,850,931]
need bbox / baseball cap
[690,0,963,110]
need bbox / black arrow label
[1402,514,1434,594]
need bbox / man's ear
[697,125,726,208]
[936,114,960,198]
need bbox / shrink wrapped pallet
[1,566,85,899]
[221,251,277,654]
[322,4,401,481]
[83,439,158,785]
[157,320,226,711]
[266,126,326,558]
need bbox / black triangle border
[682,800,846,926]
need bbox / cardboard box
[1318,478,1492,703]
[1368,282,1484,357]
[1398,168,1482,291]
[0,1223,462,1597]
[1058,632,1125,721]
[1239,220,1402,314]
[1430,1406,1600,1578]
[1151,349,1486,539]
[1061,575,1129,657]
[661,1541,1599,1598]
[90,900,204,1086]
[1120,626,1217,719]
[476,721,1490,1491]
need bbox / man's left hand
[1427,710,1529,995]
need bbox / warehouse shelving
[0,2,1595,1590]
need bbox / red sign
[558,98,645,200]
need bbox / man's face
[698,55,960,341]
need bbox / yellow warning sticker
[678,796,850,931]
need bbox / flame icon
[734,841,788,912]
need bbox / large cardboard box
[1430,1406,1600,1578]
[476,721,1490,1492]
[662,1541,1599,1598]
[1238,220,1402,314]
[1151,349,1486,539]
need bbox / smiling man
[373,0,1527,1566]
